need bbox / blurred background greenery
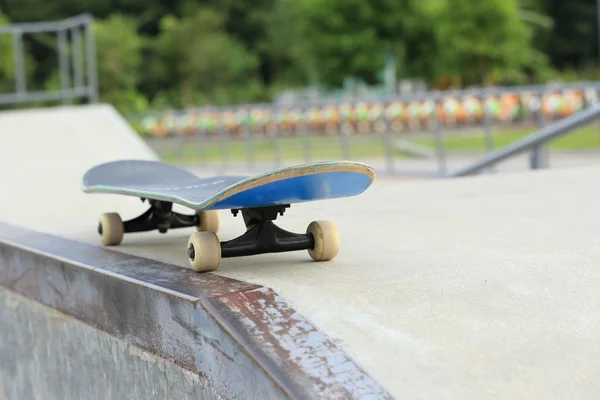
[0,0,599,116]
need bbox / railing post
[529,145,549,169]
[271,108,283,169]
[531,92,549,169]
[57,28,71,104]
[84,16,99,103]
[381,111,394,174]
[244,110,255,171]
[12,29,26,96]
[433,100,447,176]
[71,26,84,91]
[196,111,206,168]
[482,93,495,173]
[338,113,352,160]
[300,108,312,162]
[218,110,231,173]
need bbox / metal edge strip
[0,221,393,399]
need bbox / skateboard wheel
[196,210,221,233]
[98,213,124,246]
[187,232,221,272]
[306,220,340,261]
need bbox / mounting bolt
[187,245,195,261]
[231,210,239,217]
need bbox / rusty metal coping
[0,222,393,399]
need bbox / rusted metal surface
[0,222,394,399]
[204,287,392,399]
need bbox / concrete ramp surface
[2,104,600,399]
[0,104,157,234]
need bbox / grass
[154,134,389,165]
[150,124,600,165]
[413,125,600,151]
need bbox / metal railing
[134,82,600,138]
[138,83,600,177]
[445,103,600,177]
[0,14,98,106]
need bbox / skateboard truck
[96,200,221,247]
[230,204,289,218]
[98,200,198,235]
[219,205,314,258]
[187,204,340,272]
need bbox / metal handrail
[128,82,600,117]
[444,103,600,177]
[0,14,92,34]
[0,14,98,105]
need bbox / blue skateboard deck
[82,160,375,272]
[82,160,375,210]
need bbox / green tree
[0,0,113,23]
[94,15,147,114]
[282,0,442,88]
[146,8,263,107]
[294,0,390,87]
[0,12,15,93]
[0,12,35,96]
[257,0,317,87]
[179,0,277,84]
[433,0,546,86]
[538,0,598,69]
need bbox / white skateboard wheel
[196,210,221,233]
[306,220,340,261]
[98,213,124,246]
[187,232,221,272]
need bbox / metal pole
[300,110,312,162]
[530,145,544,169]
[57,28,71,104]
[84,18,99,103]
[71,27,84,91]
[482,95,496,173]
[244,115,255,171]
[338,117,352,160]
[196,115,206,168]
[12,29,26,95]
[381,115,394,174]
[433,102,447,176]
[175,115,187,163]
[446,103,600,177]
[219,115,230,173]
[530,93,549,169]
[272,110,283,169]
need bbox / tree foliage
[434,0,539,85]
[94,15,147,113]
[147,9,261,106]
[0,0,598,114]
[0,12,15,93]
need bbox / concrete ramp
[0,104,157,234]
[0,105,393,399]
[2,103,600,399]
[0,223,389,399]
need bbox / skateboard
[81,160,375,272]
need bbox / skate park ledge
[0,221,392,400]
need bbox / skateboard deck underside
[82,160,375,210]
